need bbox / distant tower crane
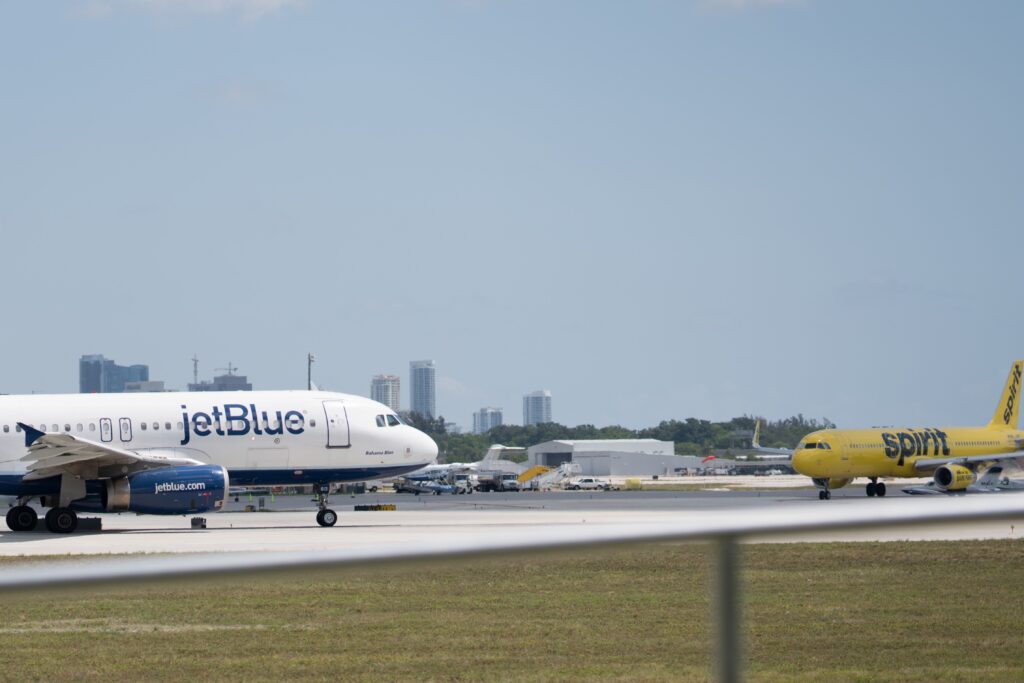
[216,363,238,377]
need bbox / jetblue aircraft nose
[415,429,439,463]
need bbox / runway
[1,489,1021,557]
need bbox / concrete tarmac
[1,489,1021,557]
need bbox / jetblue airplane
[0,391,438,533]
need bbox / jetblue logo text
[881,428,950,466]
[180,404,305,446]
[1003,363,1021,425]
[155,481,207,494]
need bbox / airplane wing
[912,450,1024,472]
[751,419,793,459]
[17,422,203,481]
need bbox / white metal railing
[0,494,1021,682]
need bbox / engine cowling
[72,465,228,515]
[933,464,975,492]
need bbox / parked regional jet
[754,361,1024,499]
[0,391,438,532]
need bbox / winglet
[17,423,45,447]
[989,360,1023,430]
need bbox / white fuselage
[0,390,437,494]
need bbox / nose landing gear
[313,485,337,527]
[813,478,831,500]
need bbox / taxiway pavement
[1,489,1021,557]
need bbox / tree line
[403,412,835,463]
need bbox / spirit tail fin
[989,360,1023,430]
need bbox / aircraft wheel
[866,482,876,497]
[876,483,887,497]
[317,509,337,527]
[6,505,37,532]
[818,490,831,500]
[45,507,78,534]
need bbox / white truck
[565,477,612,491]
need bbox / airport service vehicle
[566,477,611,491]
[474,471,521,492]
[0,391,437,532]
[450,473,474,494]
[753,361,1024,500]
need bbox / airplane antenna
[307,352,316,391]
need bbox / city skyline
[1,3,1021,430]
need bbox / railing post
[715,535,742,683]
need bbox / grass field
[1,540,1022,682]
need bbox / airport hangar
[527,439,693,476]
[524,439,783,476]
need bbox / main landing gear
[5,500,78,533]
[45,507,78,533]
[866,478,887,497]
[314,485,337,528]
[6,504,38,532]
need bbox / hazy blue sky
[2,1,1022,430]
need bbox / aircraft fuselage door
[323,401,350,448]
[119,417,132,442]
[100,418,113,443]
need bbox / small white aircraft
[405,445,526,480]
[0,390,437,533]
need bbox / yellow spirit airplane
[754,361,1024,499]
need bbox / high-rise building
[79,354,150,393]
[410,360,436,419]
[371,375,401,411]
[473,407,503,434]
[523,390,552,426]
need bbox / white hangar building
[526,439,691,477]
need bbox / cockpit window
[375,415,386,428]
[387,414,401,426]
[820,442,831,450]
[803,442,818,449]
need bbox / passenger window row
[3,418,316,435]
